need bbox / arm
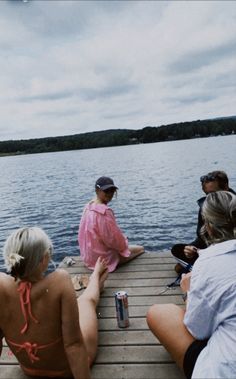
[98,209,129,255]
[60,270,91,379]
[183,270,217,340]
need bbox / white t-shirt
[184,239,236,379]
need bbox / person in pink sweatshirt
[78,176,144,272]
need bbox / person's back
[0,226,108,379]
[0,269,73,376]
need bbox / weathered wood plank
[1,347,17,364]
[98,286,182,296]
[108,270,176,279]
[101,277,177,287]
[98,317,150,330]
[134,252,173,258]
[97,304,184,318]
[0,363,184,379]
[59,255,175,269]
[0,366,28,379]
[99,294,183,306]
[66,263,175,273]
[114,257,175,264]
[70,270,176,278]
[98,330,159,345]
[92,364,184,379]
[95,345,173,363]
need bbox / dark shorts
[183,339,208,379]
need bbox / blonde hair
[202,191,236,244]
[3,227,53,280]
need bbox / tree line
[0,117,235,156]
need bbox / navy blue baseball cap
[95,176,118,191]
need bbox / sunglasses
[103,188,116,194]
[200,174,217,183]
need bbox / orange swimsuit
[6,281,70,378]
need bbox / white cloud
[0,0,235,140]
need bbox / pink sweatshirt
[78,202,130,272]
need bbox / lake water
[0,135,235,271]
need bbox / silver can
[115,291,129,328]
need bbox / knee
[146,304,162,329]
[147,304,176,331]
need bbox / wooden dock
[0,252,185,379]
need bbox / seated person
[0,227,108,379]
[78,176,144,272]
[172,170,235,273]
[147,191,236,379]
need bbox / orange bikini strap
[17,281,39,334]
[17,341,39,363]
[7,337,62,363]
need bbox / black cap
[95,176,118,191]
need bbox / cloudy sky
[0,0,236,141]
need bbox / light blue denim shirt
[184,239,236,379]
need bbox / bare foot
[99,269,109,292]
[91,257,108,291]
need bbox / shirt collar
[88,202,110,214]
[198,239,236,260]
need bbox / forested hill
[0,117,236,156]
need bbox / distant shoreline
[0,116,235,157]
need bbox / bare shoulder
[45,269,72,288]
[0,272,14,287]
[0,273,15,299]
[55,268,71,280]
[0,272,11,280]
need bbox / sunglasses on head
[200,174,217,183]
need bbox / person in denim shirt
[147,191,236,379]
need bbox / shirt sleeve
[183,269,218,340]
[97,209,130,256]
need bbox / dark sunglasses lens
[200,175,215,183]
[104,188,115,194]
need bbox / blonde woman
[0,227,108,379]
[147,191,236,379]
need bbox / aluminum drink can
[115,291,129,328]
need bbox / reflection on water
[0,135,235,270]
